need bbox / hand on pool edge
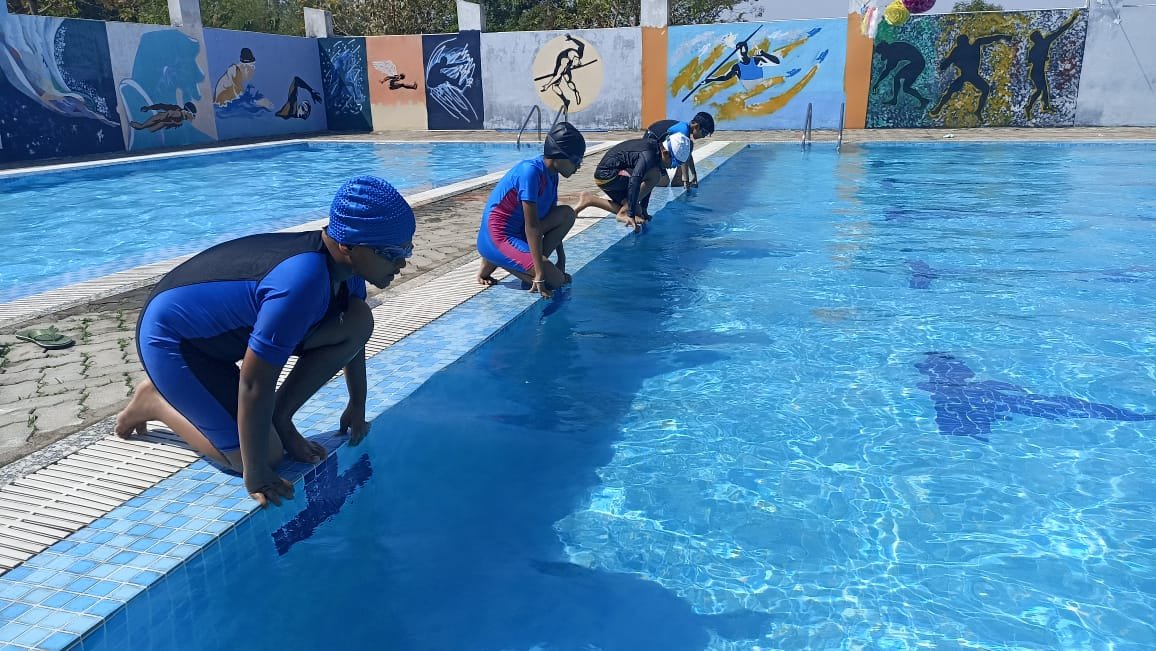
[245,465,294,507]
[340,405,371,446]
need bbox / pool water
[0,142,532,303]
[91,143,1156,649]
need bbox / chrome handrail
[801,102,813,151]
[836,102,845,153]
[516,105,542,149]
[551,102,569,129]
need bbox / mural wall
[867,10,1088,128]
[0,14,124,163]
[106,23,217,151]
[422,31,484,130]
[1076,4,1156,126]
[205,29,328,141]
[668,19,848,130]
[319,37,372,132]
[366,35,427,131]
[481,28,641,131]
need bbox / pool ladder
[801,102,847,152]
[516,103,570,149]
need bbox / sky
[729,0,1086,21]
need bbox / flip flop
[15,326,75,350]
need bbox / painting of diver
[0,13,124,161]
[319,37,372,131]
[422,32,484,130]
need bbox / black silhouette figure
[1026,11,1080,119]
[916,353,1156,442]
[537,35,596,108]
[929,33,1013,118]
[872,41,930,109]
[274,76,322,121]
[381,73,418,90]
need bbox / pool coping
[0,140,617,332]
[0,141,743,650]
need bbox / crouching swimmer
[116,176,416,506]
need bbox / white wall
[1075,3,1156,126]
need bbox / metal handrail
[516,105,542,149]
[551,102,569,129]
[801,102,813,151]
[836,102,845,152]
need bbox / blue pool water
[0,142,533,303]
[90,143,1156,649]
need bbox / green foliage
[952,0,1003,12]
[7,0,753,35]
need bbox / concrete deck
[1,126,1154,472]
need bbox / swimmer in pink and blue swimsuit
[476,122,586,298]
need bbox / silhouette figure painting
[372,60,418,91]
[534,35,597,109]
[699,29,782,94]
[916,353,1156,442]
[929,33,1012,118]
[1026,11,1079,119]
[273,76,321,120]
[872,41,930,109]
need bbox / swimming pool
[81,142,1156,648]
[0,142,533,303]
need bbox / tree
[952,0,1003,11]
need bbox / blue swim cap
[327,176,416,248]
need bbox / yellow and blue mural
[107,24,217,151]
[667,20,848,130]
[868,9,1088,128]
[0,14,123,162]
[205,29,328,141]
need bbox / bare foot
[574,191,594,215]
[273,417,325,463]
[477,259,498,286]
[115,379,158,438]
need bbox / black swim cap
[544,121,586,165]
[693,112,715,136]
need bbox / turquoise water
[0,142,532,303]
[90,143,1156,649]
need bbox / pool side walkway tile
[0,141,741,649]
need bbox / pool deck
[2,125,1154,471]
[0,126,1152,648]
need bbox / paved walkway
[2,126,1154,469]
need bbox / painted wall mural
[481,28,640,130]
[1075,4,1156,127]
[366,35,427,131]
[867,9,1088,128]
[668,20,848,130]
[423,31,484,130]
[205,28,328,141]
[318,37,372,132]
[0,13,124,162]
[106,23,217,151]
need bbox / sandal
[14,326,75,350]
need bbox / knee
[558,205,577,228]
[343,300,375,347]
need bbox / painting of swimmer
[106,24,217,151]
[867,10,1088,129]
[667,20,847,130]
[318,37,372,132]
[0,13,124,162]
[205,28,328,140]
[422,31,484,130]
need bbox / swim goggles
[370,243,414,262]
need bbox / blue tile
[65,595,98,612]
[39,632,76,651]
[0,603,28,619]
[164,515,190,529]
[84,581,118,598]
[125,510,150,522]
[108,552,138,566]
[67,577,97,594]
[67,543,99,557]
[52,541,77,554]
[67,560,98,575]
[107,585,140,602]
[79,623,106,650]
[22,588,53,605]
[43,574,76,590]
[0,622,27,644]
[149,542,175,556]
[88,547,120,563]
[12,625,51,648]
[187,533,214,546]
[123,498,148,508]
[160,503,185,514]
[85,598,121,618]
[0,583,30,601]
[41,591,75,608]
[127,539,154,552]
[87,519,114,531]
[60,613,100,635]
[126,524,154,537]
[13,607,47,626]
[145,527,173,541]
[129,571,160,586]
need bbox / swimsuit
[477,157,558,273]
[136,231,366,451]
